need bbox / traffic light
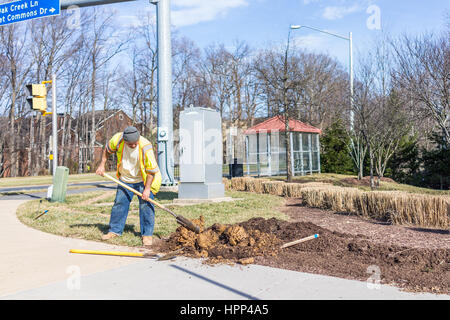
[26,83,48,113]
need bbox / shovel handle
[103,173,176,218]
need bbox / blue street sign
[0,0,60,27]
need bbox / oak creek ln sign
[0,0,60,26]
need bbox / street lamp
[290,25,354,131]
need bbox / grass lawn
[268,173,450,196]
[0,172,115,188]
[16,190,287,247]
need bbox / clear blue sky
[106,0,448,67]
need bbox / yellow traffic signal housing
[27,97,47,112]
[26,83,48,113]
[26,84,46,97]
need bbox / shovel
[103,173,200,234]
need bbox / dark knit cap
[123,126,140,142]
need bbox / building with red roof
[244,115,322,134]
[243,115,321,176]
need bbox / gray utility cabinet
[178,107,225,199]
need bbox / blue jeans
[108,180,155,236]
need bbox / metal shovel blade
[176,216,201,234]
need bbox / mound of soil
[157,216,282,265]
[341,176,396,187]
[156,216,449,294]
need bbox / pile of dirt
[341,176,396,187]
[157,216,449,294]
[157,216,282,264]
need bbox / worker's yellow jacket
[106,132,161,195]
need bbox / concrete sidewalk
[1,200,449,300]
[4,256,450,300]
[0,200,143,297]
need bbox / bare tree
[253,38,299,181]
[200,44,234,115]
[83,8,128,157]
[0,23,32,177]
[28,14,81,175]
[392,30,450,145]
[172,36,202,127]
[352,53,382,189]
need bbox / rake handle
[103,173,177,218]
[280,234,319,249]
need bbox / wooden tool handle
[280,234,319,249]
[103,173,175,217]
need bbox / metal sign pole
[52,73,58,176]
[153,0,174,185]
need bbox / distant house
[75,109,132,172]
[0,109,154,177]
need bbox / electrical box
[178,107,224,199]
[51,166,69,202]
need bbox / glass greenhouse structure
[244,116,322,176]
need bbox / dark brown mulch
[282,198,450,250]
[153,197,449,295]
[242,217,449,295]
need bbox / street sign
[0,0,60,27]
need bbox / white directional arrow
[49,7,55,13]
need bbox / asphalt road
[0,181,116,201]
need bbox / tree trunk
[9,82,17,177]
[62,113,67,166]
[369,146,375,190]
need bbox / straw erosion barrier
[223,177,450,229]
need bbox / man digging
[96,126,161,247]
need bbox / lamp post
[290,25,353,131]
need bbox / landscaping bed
[155,210,449,294]
[225,177,450,229]
[16,185,449,295]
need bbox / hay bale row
[230,177,269,193]
[222,178,231,191]
[229,177,333,197]
[282,182,332,197]
[226,177,449,228]
[246,178,270,193]
[262,181,285,196]
[301,187,450,229]
[230,177,249,191]
[360,192,450,228]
